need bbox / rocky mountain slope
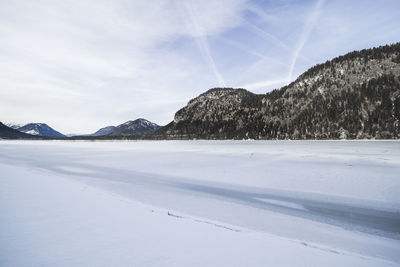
[0,122,41,139]
[109,119,160,136]
[86,119,160,137]
[90,126,116,136]
[17,123,65,137]
[153,43,400,139]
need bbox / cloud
[181,0,228,87]
[287,0,325,83]
[0,0,247,132]
[1,0,400,133]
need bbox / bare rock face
[153,43,400,140]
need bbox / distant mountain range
[0,122,40,139]
[2,43,399,140]
[1,119,160,139]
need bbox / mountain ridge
[152,42,400,140]
[108,118,161,136]
[84,118,161,137]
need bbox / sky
[1,0,400,134]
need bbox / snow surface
[0,140,399,266]
[25,129,39,135]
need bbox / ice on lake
[1,140,399,266]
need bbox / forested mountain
[153,43,400,139]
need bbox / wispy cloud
[0,0,246,132]
[287,0,325,82]
[182,0,226,87]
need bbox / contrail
[217,36,288,67]
[220,35,290,89]
[245,22,314,64]
[196,35,226,87]
[183,0,226,87]
[287,0,325,83]
[245,5,313,64]
[245,21,290,52]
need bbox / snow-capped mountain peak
[90,118,161,136]
[5,122,25,129]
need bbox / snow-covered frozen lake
[1,140,399,266]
